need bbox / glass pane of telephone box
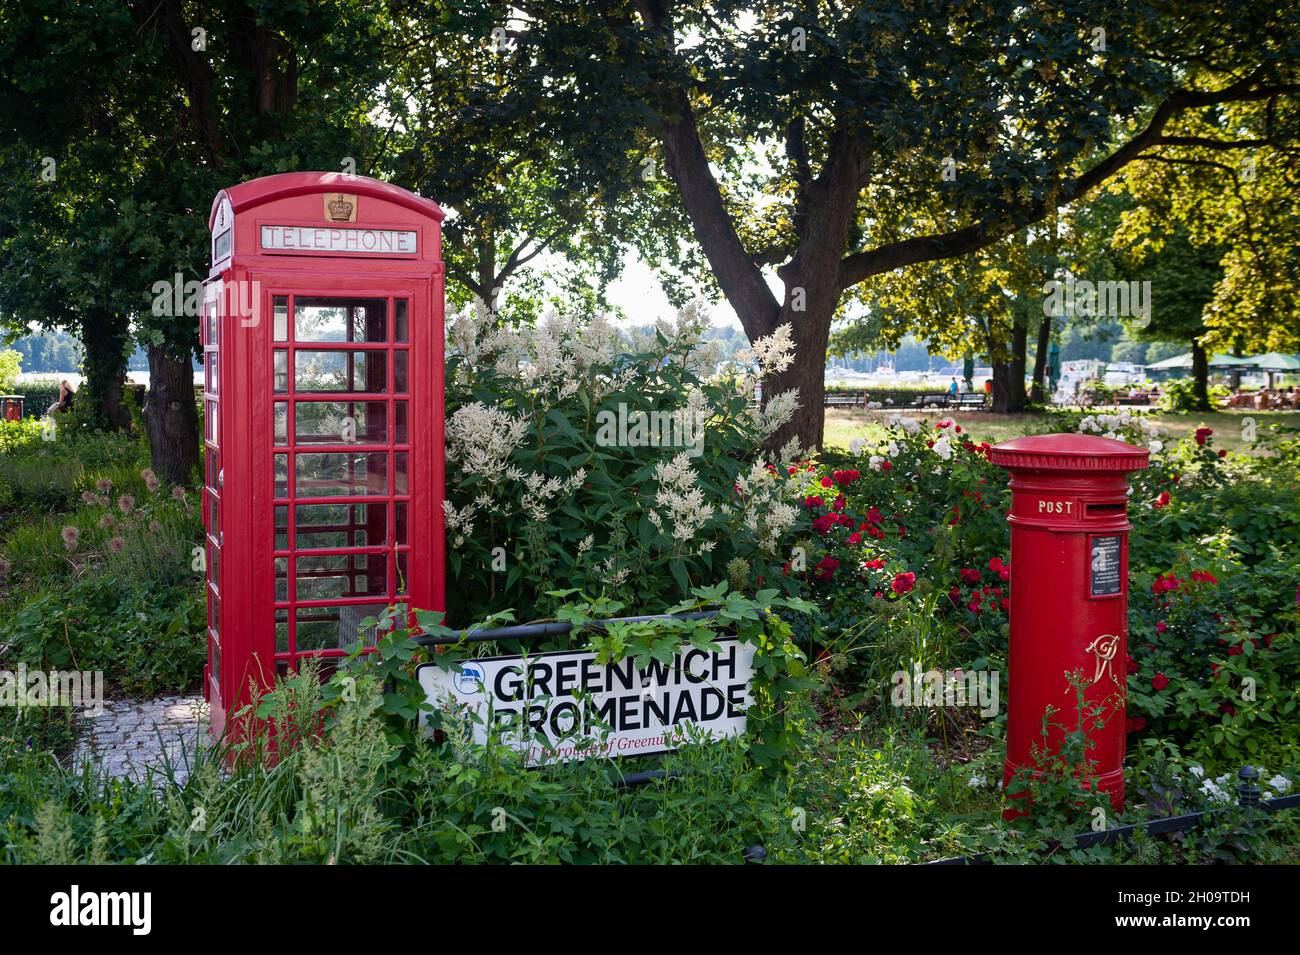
[295,452,388,497]
[295,502,387,549]
[294,401,388,445]
[294,350,387,393]
[295,554,387,600]
[293,297,387,343]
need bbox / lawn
[825,407,1300,455]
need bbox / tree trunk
[1008,311,1028,412]
[764,300,835,455]
[988,320,1030,415]
[1029,315,1052,403]
[78,308,132,430]
[1191,338,1211,411]
[144,344,200,485]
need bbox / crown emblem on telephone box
[324,193,357,222]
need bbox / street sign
[417,638,755,766]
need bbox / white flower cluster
[739,324,796,377]
[1078,410,1164,449]
[446,403,529,478]
[931,435,953,461]
[885,413,922,434]
[751,388,800,437]
[852,436,900,470]
[447,302,623,398]
[648,452,716,551]
[442,500,476,548]
[731,459,800,554]
[654,300,710,348]
[1187,765,1293,803]
[515,467,587,524]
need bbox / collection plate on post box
[1090,534,1122,597]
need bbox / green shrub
[1158,376,1230,411]
[441,304,808,624]
[0,575,205,697]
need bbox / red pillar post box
[989,434,1149,813]
[201,172,446,742]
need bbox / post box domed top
[211,171,444,224]
[990,433,1150,473]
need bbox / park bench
[823,390,867,408]
[913,392,950,409]
[952,393,987,410]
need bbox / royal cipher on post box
[202,172,446,740]
[989,433,1149,813]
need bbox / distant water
[15,371,202,388]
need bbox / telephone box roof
[211,172,444,227]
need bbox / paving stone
[74,694,209,785]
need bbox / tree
[1116,95,1300,354]
[386,4,674,316]
[486,1,1299,446]
[0,0,397,481]
[1071,190,1225,409]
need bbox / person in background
[947,377,959,398]
[957,377,970,394]
[46,379,76,414]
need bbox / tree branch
[837,72,1300,291]
[632,0,780,337]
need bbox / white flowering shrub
[442,302,808,624]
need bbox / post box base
[1001,763,1124,820]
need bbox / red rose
[832,469,860,486]
[1154,491,1171,508]
[814,556,840,581]
[891,571,916,594]
[804,495,824,509]
[949,586,961,603]
[1155,621,1167,634]
[998,568,1010,581]
[846,532,862,545]
[988,557,1004,573]
[998,598,1009,612]
[1151,672,1169,690]
[820,476,833,488]
[812,515,835,534]
[959,568,981,585]
[832,495,846,512]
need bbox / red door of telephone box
[202,173,446,741]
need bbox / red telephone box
[202,172,446,740]
[990,434,1149,813]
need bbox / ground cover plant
[0,310,1296,865]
